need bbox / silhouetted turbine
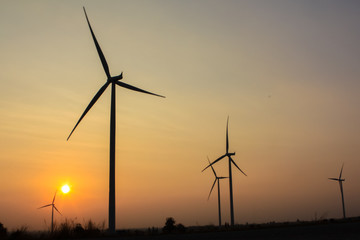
[329,163,346,219]
[38,191,61,233]
[67,7,165,233]
[202,116,247,226]
[206,157,228,227]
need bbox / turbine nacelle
[109,72,123,82]
[329,163,345,183]
[217,176,228,180]
[329,178,345,182]
[227,152,235,156]
[38,191,62,215]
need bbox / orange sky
[1,0,360,230]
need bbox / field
[104,218,360,240]
[2,218,359,239]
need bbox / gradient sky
[1,0,360,230]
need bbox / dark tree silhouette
[0,223,7,237]
[163,217,176,233]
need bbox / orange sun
[61,184,71,194]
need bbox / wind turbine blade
[53,205,62,216]
[226,116,229,154]
[207,156,217,178]
[116,81,165,98]
[329,178,339,181]
[202,154,226,172]
[38,204,52,209]
[67,81,110,140]
[83,7,111,78]
[52,191,57,204]
[230,156,247,176]
[339,163,344,179]
[208,179,217,200]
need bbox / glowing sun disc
[61,184,70,194]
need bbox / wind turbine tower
[202,117,247,226]
[329,163,346,219]
[206,157,228,227]
[67,7,165,232]
[38,191,61,233]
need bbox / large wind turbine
[67,7,165,232]
[38,191,61,233]
[329,163,346,219]
[206,157,228,227]
[202,117,247,226]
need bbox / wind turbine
[206,157,228,227]
[202,117,247,226]
[38,191,62,233]
[67,7,165,232]
[329,163,346,219]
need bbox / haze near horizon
[1,0,360,230]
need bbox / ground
[95,220,360,240]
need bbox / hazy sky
[1,0,360,230]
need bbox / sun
[61,184,71,194]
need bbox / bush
[162,217,186,234]
[0,223,7,237]
[56,219,74,238]
[163,217,176,233]
[176,223,186,233]
[50,219,103,238]
[9,226,31,239]
[73,223,84,234]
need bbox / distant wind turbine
[206,157,228,227]
[67,7,164,233]
[329,163,346,219]
[38,191,61,233]
[202,116,247,226]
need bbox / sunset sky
[1,0,360,230]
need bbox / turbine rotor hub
[109,72,123,83]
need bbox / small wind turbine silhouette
[329,163,346,219]
[38,191,62,233]
[206,157,228,227]
[202,116,247,226]
[67,7,164,233]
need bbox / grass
[1,219,105,239]
[1,216,360,239]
